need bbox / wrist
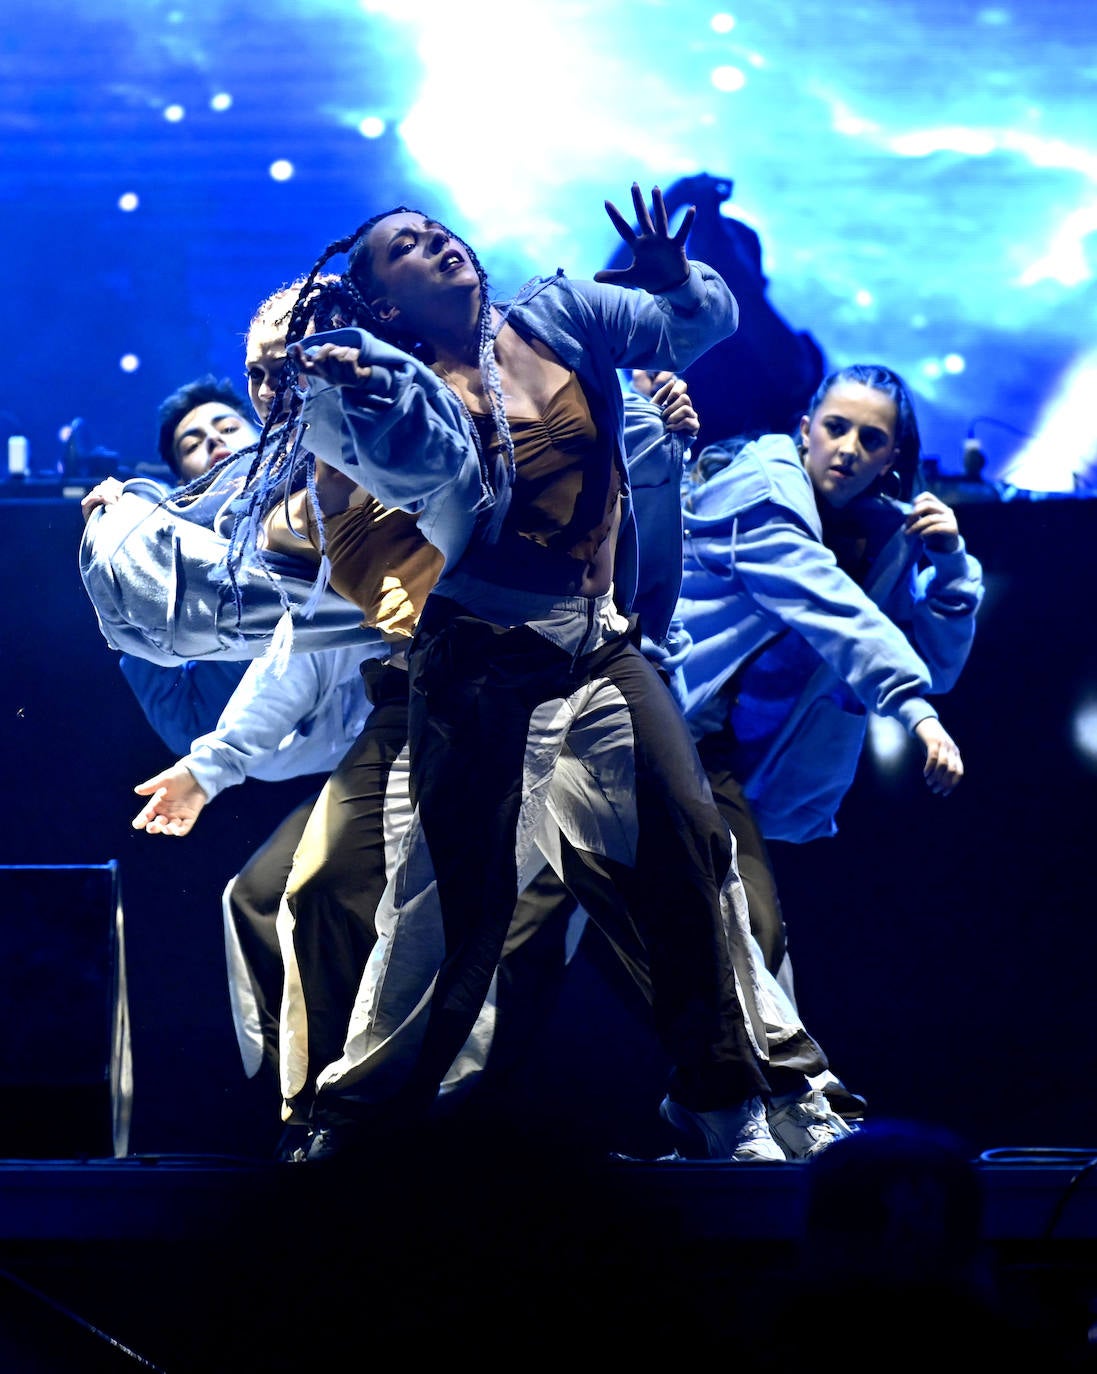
[649,268,692,295]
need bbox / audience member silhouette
[750,1119,1089,1370]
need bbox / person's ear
[878,460,903,499]
[372,296,399,323]
[797,415,810,448]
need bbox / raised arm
[594,183,695,294]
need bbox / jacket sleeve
[118,655,249,757]
[522,263,738,380]
[182,645,374,801]
[80,480,375,665]
[574,263,738,372]
[300,332,471,507]
[895,543,985,693]
[623,390,688,648]
[298,328,487,568]
[731,505,942,734]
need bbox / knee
[233,829,301,916]
[226,861,278,923]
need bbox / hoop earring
[879,467,903,499]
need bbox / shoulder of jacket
[505,271,568,307]
[686,433,803,519]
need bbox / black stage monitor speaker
[0,863,132,1158]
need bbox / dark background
[3,492,1094,1161]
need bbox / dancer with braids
[268,366,711,1154]
[128,277,708,1157]
[124,278,484,1153]
[226,183,853,1163]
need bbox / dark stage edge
[1,1153,1096,1372]
[1,1151,1097,1242]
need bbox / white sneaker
[806,1068,868,1121]
[660,1095,787,1162]
[768,1088,858,1160]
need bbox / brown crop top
[321,495,443,641]
[469,371,620,573]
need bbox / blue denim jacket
[299,261,737,648]
[79,470,378,666]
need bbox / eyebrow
[175,410,242,447]
[824,413,890,440]
[381,217,442,251]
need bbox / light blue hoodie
[674,433,984,842]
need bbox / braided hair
[341,208,517,528]
[218,256,362,611]
[221,207,516,628]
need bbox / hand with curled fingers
[80,476,125,525]
[291,341,374,391]
[906,491,961,554]
[594,183,695,295]
[651,374,700,440]
[131,763,209,838]
[914,716,964,795]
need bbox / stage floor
[3,1151,1097,1243]
[1,1151,1096,1371]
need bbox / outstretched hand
[132,763,209,837]
[594,183,695,294]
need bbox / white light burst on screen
[1004,350,1097,493]
[360,0,682,263]
[1071,697,1097,768]
[711,65,746,92]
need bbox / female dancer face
[246,274,344,423]
[357,212,481,346]
[245,295,293,423]
[799,379,899,509]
